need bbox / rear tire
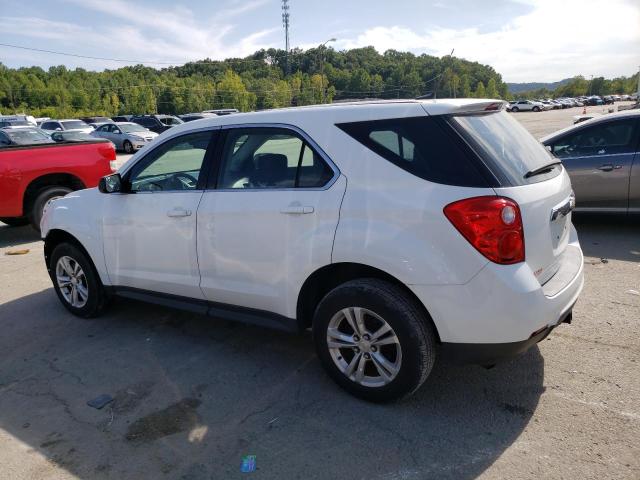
[313,278,437,402]
[123,140,133,154]
[49,242,109,318]
[0,217,29,227]
[29,186,72,232]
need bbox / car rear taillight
[444,196,525,264]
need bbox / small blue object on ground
[87,394,114,409]
[240,455,256,473]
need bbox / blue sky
[1,0,638,82]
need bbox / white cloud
[337,0,640,82]
[0,0,279,68]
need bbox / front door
[551,118,639,211]
[103,130,216,298]
[197,126,345,319]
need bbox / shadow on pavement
[0,224,40,248]
[0,289,544,479]
[573,214,640,263]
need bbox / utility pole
[282,0,290,76]
[319,38,336,103]
[637,65,640,98]
[588,74,594,95]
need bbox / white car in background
[40,119,94,134]
[509,100,545,112]
[41,99,584,402]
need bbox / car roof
[161,99,507,132]
[540,109,640,143]
[114,122,138,125]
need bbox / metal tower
[282,0,290,75]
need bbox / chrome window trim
[214,122,340,192]
[557,151,635,160]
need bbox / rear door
[196,126,344,319]
[548,118,638,211]
[628,118,640,213]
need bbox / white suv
[41,99,584,402]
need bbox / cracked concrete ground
[0,107,639,479]
[1,217,638,480]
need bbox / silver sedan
[91,122,158,153]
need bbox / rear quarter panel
[308,126,493,286]
[0,141,114,217]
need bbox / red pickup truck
[0,140,116,230]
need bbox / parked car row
[507,94,637,113]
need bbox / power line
[0,42,270,66]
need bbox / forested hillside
[513,75,638,99]
[0,46,509,117]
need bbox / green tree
[486,78,499,98]
[474,81,486,98]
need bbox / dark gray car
[541,111,640,213]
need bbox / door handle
[280,205,314,214]
[597,164,614,172]
[167,207,192,217]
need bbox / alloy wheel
[55,255,89,308]
[326,307,402,388]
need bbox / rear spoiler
[420,99,507,116]
[448,101,506,114]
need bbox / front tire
[532,106,540,112]
[0,217,29,227]
[511,106,519,112]
[29,186,72,231]
[313,279,436,402]
[123,140,134,154]
[49,242,109,318]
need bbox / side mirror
[98,173,123,193]
[55,127,62,131]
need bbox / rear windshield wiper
[524,161,562,179]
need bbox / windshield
[449,111,558,185]
[4,128,52,144]
[159,116,184,126]
[62,121,89,130]
[119,124,148,133]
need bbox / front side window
[217,128,334,189]
[128,131,212,192]
[551,120,638,158]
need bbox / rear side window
[216,128,334,189]
[336,116,489,187]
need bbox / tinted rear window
[448,111,559,185]
[336,116,490,187]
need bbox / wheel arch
[23,173,85,216]
[44,229,98,279]
[296,262,441,342]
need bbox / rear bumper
[409,228,584,350]
[440,308,573,365]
